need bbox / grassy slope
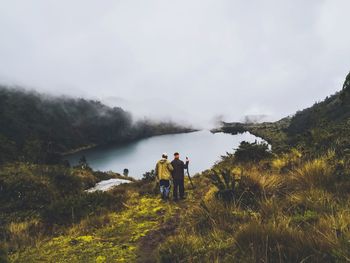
[11,196,164,262]
[6,152,350,262]
[6,74,350,262]
[9,179,200,263]
[157,152,350,262]
[12,150,350,262]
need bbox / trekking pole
[186,157,195,189]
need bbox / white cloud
[0,0,349,126]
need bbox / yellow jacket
[155,158,173,181]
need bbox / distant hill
[0,86,193,164]
[217,72,350,154]
[241,114,271,124]
[286,72,350,154]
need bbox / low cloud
[0,0,349,127]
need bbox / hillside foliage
[0,86,192,164]
[2,73,350,262]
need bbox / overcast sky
[0,0,349,126]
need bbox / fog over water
[1,0,350,126]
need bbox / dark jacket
[171,159,189,180]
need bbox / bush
[0,134,17,164]
[142,170,156,182]
[209,169,235,202]
[234,141,272,163]
[0,174,52,211]
[41,191,118,225]
[188,199,257,235]
[234,173,263,209]
[271,148,302,173]
[286,189,335,215]
[158,234,206,263]
[234,222,336,262]
[49,167,85,196]
[0,243,8,263]
[6,219,44,251]
[292,158,334,191]
[209,167,269,209]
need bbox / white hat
[162,152,168,157]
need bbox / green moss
[10,196,173,263]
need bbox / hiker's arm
[170,161,175,178]
[168,163,174,172]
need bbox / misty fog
[0,0,350,127]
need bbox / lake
[66,130,264,179]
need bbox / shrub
[41,191,118,225]
[0,243,8,263]
[69,213,112,235]
[286,189,335,215]
[234,173,263,209]
[93,171,114,181]
[209,169,235,202]
[292,158,334,191]
[0,173,52,211]
[142,170,156,182]
[234,221,336,262]
[234,141,272,163]
[49,167,85,196]
[158,234,206,263]
[6,219,44,251]
[271,148,302,173]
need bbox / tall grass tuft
[158,234,206,263]
[291,158,334,191]
[234,221,336,262]
[286,189,335,214]
[209,169,235,202]
[7,219,44,251]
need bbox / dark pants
[173,178,184,199]
[159,179,170,199]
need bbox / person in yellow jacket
[155,153,174,200]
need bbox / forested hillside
[0,86,192,164]
[286,72,350,154]
[218,72,350,156]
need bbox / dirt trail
[135,181,200,262]
[135,197,193,263]
[135,214,180,263]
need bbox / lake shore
[62,128,198,157]
[65,130,264,179]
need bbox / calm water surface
[66,130,264,179]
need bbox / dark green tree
[234,141,272,163]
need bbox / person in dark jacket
[171,152,189,201]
